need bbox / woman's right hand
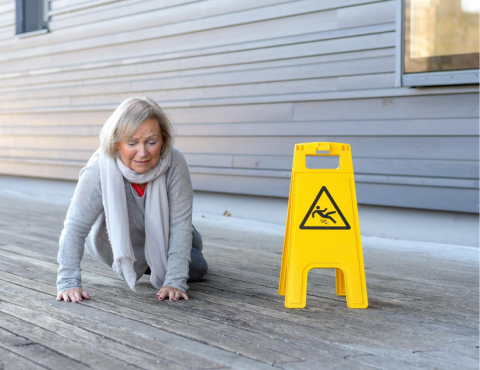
[56,288,90,303]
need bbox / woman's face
[116,118,163,174]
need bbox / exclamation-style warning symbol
[299,186,350,230]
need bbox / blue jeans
[144,224,208,282]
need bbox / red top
[131,182,146,197]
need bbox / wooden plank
[0,160,82,180]
[338,1,395,29]
[0,63,394,109]
[2,238,476,341]
[0,33,394,90]
[50,0,293,31]
[0,112,110,128]
[293,93,480,121]
[0,24,394,75]
[0,346,47,370]
[0,290,231,370]
[189,166,479,189]
[0,72,377,107]
[0,56,395,107]
[2,228,478,330]
[1,240,478,370]
[2,0,382,59]
[0,280,302,370]
[0,73,394,104]
[0,301,208,370]
[356,183,479,213]
[175,136,479,160]
[230,155,479,179]
[0,270,303,365]
[189,172,480,213]
[2,238,472,360]
[0,327,92,370]
[174,118,479,137]
[0,1,14,15]
[0,260,462,370]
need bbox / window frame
[395,0,480,87]
[15,0,49,36]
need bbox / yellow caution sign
[279,142,368,309]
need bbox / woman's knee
[192,224,203,252]
[188,248,208,282]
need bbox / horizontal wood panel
[229,155,479,179]
[338,1,395,29]
[0,155,477,212]
[1,3,341,62]
[0,58,396,106]
[0,46,395,90]
[0,135,477,161]
[0,111,111,127]
[175,136,479,160]
[293,93,479,120]
[356,183,479,213]
[1,154,477,189]
[0,117,477,137]
[5,0,382,54]
[190,165,478,188]
[0,147,477,180]
[0,160,81,181]
[50,0,293,30]
[175,118,478,137]
[190,172,479,212]
[0,148,94,161]
[1,28,395,75]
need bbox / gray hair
[99,96,174,158]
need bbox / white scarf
[97,148,172,291]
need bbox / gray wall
[0,0,478,213]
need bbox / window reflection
[404,0,479,73]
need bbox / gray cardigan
[56,147,193,293]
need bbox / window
[396,0,479,86]
[16,0,48,35]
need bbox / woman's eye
[148,141,157,145]
[128,142,136,146]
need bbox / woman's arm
[163,148,194,293]
[56,156,104,295]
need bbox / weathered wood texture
[0,191,478,369]
[0,0,478,212]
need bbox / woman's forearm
[164,148,194,291]
[57,160,104,292]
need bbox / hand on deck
[57,288,90,303]
[156,286,189,301]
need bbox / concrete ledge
[1,174,478,247]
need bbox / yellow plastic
[278,142,368,309]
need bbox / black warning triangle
[299,186,351,230]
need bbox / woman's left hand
[156,286,189,301]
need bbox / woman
[56,97,207,303]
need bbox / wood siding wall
[0,0,478,213]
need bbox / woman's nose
[137,144,148,157]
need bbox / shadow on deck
[0,191,478,370]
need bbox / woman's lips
[134,159,150,165]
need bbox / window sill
[15,28,49,39]
[402,70,479,87]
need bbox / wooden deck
[0,191,478,370]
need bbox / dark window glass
[16,0,46,34]
[404,0,479,73]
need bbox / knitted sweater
[56,147,193,292]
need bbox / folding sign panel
[279,142,368,309]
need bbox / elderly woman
[56,97,207,303]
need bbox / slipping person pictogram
[312,206,336,224]
[299,186,350,230]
